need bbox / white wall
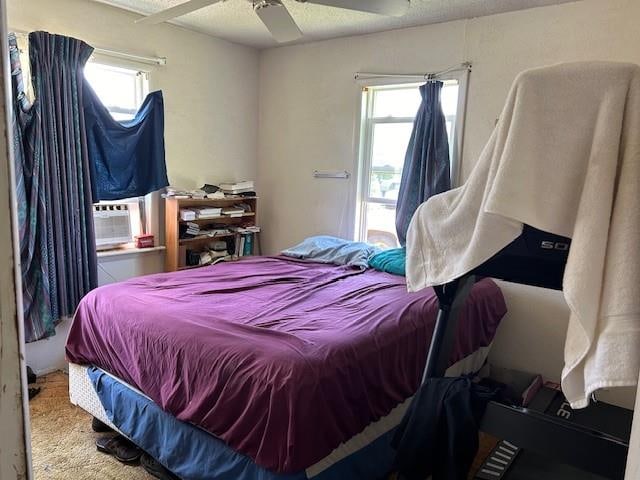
[258,0,640,406]
[9,0,259,189]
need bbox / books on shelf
[164,184,256,200]
[221,203,252,217]
[164,186,207,199]
[219,181,255,195]
[209,228,232,236]
[167,192,259,271]
[190,190,207,199]
[222,207,245,216]
[233,232,256,257]
[194,206,222,219]
[219,180,254,191]
[236,225,260,234]
[180,225,233,240]
[207,191,225,199]
[243,234,253,256]
[180,209,196,221]
[181,221,201,237]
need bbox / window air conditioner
[93,204,132,249]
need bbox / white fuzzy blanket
[406,62,640,408]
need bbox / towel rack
[313,170,350,179]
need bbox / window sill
[97,245,166,259]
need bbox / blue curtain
[10,32,98,342]
[395,82,451,246]
[84,86,168,201]
[10,31,168,342]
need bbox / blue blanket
[281,236,380,269]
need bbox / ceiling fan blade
[135,0,223,25]
[255,1,303,43]
[303,0,409,17]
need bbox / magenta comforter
[66,256,506,473]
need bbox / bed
[66,255,506,480]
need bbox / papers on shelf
[164,184,256,199]
[236,226,261,234]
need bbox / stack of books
[219,180,255,195]
[207,191,225,199]
[180,225,232,240]
[236,225,261,234]
[180,209,197,221]
[164,186,226,199]
[195,207,222,219]
[207,227,232,237]
[222,206,245,218]
[190,190,207,199]
[185,222,200,237]
[163,186,192,199]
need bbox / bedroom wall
[10,0,260,374]
[257,0,640,406]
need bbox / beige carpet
[29,371,153,480]
[29,371,494,479]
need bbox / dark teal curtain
[10,31,98,343]
[395,82,451,246]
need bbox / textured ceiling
[91,0,581,49]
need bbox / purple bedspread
[66,256,506,473]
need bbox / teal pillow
[369,247,406,276]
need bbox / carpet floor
[29,371,153,480]
[29,371,496,479]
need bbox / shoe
[28,387,41,400]
[96,435,142,465]
[91,417,113,433]
[141,453,181,480]
[27,366,37,384]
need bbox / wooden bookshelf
[165,196,259,272]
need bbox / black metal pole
[422,275,476,381]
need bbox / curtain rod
[354,62,471,81]
[11,30,167,67]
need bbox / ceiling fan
[135,0,410,43]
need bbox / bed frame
[421,225,630,479]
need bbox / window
[84,62,148,121]
[356,81,462,249]
[85,61,152,249]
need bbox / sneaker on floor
[27,366,37,384]
[28,387,41,401]
[91,417,114,433]
[96,435,142,465]
[141,453,181,480]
